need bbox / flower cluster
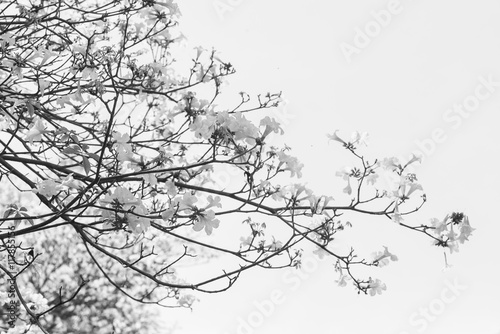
[99,187,150,234]
[429,212,474,253]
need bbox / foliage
[0,0,472,332]
[0,183,160,334]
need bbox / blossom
[371,246,398,267]
[307,195,333,215]
[379,157,400,170]
[3,325,29,334]
[38,79,50,96]
[260,116,283,139]
[327,130,345,144]
[26,292,48,312]
[99,187,150,234]
[313,246,329,259]
[335,167,353,195]
[205,195,222,209]
[368,278,386,296]
[269,237,283,251]
[218,112,259,144]
[100,187,142,209]
[405,153,422,166]
[176,192,198,212]
[177,294,196,308]
[0,114,11,131]
[140,4,172,25]
[232,112,260,144]
[240,235,253,248]
[127,206,151,234]
[112,132,134,162]
[193,209,220,235]
[189,112,216,139]
[277,151,303,178]
[142,170,158,186]
[458,216,474,244]
[429,215,449,236]
[447,241,460,254]
[0,290,8,303]
[350,131,369,147]
[25,118,50,144]
[161,207,175,221]
[365,172,379,186]
[33,179,61,198]
[390,201,403,224]
[336,274,349,287]
[405,182,423,197]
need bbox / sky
[157,1,500,333]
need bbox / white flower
[205,195,222,209]
[379,157,400,170]
[365,172,379,186]
[269,237,283,251]
[405,153,422,166]
[277,151,303,178]
[161,207,175,221]
[307,195,333,215]
[335,167,352,195]
[189,113,216,139]
[176,193,198,212]
[26,292,48,312]
[0,114,11,131]
[112,132,134,162]
[33,179,61,198]
[260,116,283,139]
[240,236,253,248]
[193,209,220,235]
[164,180,178,197]
[178,294,196,308]
[350,131,369,146]
[371,246,398,267]
[142,171,158,186]
[127,205,150,234]
[313,246,329,259]
[458,216,474,244]
[25,118,50,144]
[327,130,345,144]
[429,215,449,236]
[368,278,386,296]
[99,187,150,234]
[0,290,8,303]
[4,325,28,334]
[336,274,349,287]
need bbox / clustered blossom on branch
[0,0,472,333]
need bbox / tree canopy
[0,0,473,333]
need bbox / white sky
[157,1,500,333]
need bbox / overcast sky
[159,1,500,333]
